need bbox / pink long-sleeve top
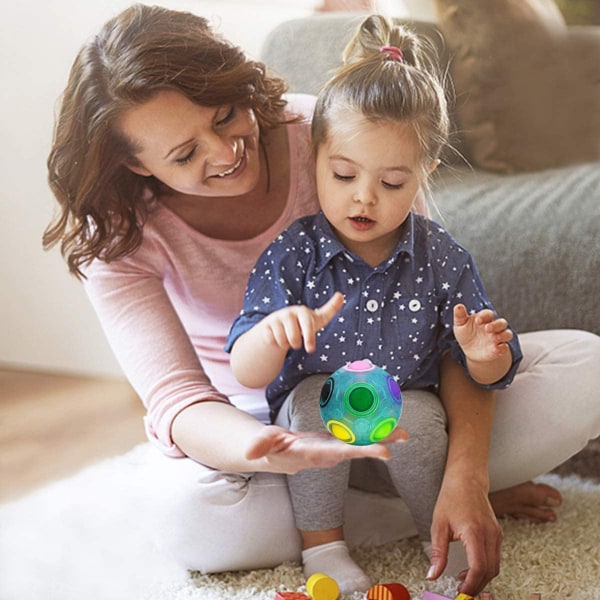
[83,94,319,457]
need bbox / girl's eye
[216,105,235,126]
[382,181,405,189]
[333,173,354,181]
[175,147,196,165]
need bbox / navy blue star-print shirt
[226,211,522,420]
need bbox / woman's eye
[333,173,354,181]
[216,105,235,126]
[175,147,196,165]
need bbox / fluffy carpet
[1,443,599,600]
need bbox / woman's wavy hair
[312,15,450,194]
[44,4,288,278]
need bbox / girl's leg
[382,390,448,540]
[488,329,600,517]
[278,374,371,593]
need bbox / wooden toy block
[367,582,411,600]
[454,594,475,600]
[306,573,339,600]
[274,592,311,600]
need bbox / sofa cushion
[433,162,600,335]
[433,0,600,173]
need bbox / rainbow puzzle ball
[319,359,402,446]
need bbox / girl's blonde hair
[312,15,450,186]
[44,4,288,278]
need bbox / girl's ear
[123,158,152,177]
[428,158,441,174]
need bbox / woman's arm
[171,399,407,474]
[427,353,502,597]
[85,258,402,472]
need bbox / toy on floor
[367,582,411,600]
[319,359,403,445]
[274,592,311,600]
[306,572,340,600]
[421,591,542,600]
[422,593,474,600]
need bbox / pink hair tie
[380,45,404,62]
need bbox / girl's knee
[289,374,330,431]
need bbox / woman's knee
[149,464,301,572]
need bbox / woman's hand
[431,353,501,596]
[427,473,502,596]
[245,424,408,475]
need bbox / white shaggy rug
[1,444,599,600]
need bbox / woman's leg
[140,447,302,573]
[488,329,600,517]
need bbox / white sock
[302,540,371,594]
[422,540,469,578]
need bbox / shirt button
[408,299,421,312]
[366,299,379,312]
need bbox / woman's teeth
[216,155,243,177]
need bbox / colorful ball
[319,359,402,446]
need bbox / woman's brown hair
[44,4,288,278]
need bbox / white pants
[141,330,600,573]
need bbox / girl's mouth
[349,215,375,230]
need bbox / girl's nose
[353,184,376,205]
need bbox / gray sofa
[261,14,600,337]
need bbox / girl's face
[315,111,435,266]
[119,90,261,198]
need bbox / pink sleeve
[83,252,230,458]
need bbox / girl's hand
[262,291,344,353]
[245,424,408,475]
[453,304,513,363]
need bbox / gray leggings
[277,374,448,541]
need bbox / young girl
[43,5,599,598]
[226,15,520,594]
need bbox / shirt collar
[312,210,416,273]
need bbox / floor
[0,368,146,502]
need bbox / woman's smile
[211,149,246,179]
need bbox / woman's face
[119,90,262,198]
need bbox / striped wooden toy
[274,592,311,600]
[366,582,411,600]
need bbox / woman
[44,4,600,596]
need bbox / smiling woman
[43,4,289,276]
[119,94,262,198]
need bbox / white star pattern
[229,212,516,411]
